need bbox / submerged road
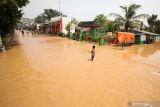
[0,31,160,107]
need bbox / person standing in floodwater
[21,30,24,36]
[27,31,29,35]
[90,45,96,61]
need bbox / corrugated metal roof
[134,30,159,36]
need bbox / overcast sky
[22,0,160,21]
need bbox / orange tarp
[114,32,135,44]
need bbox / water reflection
[129,43,160,58]
[116,43,160,68]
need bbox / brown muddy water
[0,31,160,107]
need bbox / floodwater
[0,31,160,107]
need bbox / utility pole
[59,0,61,14]
[58,0,62,33]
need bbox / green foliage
[147,14,158,32]
[35,9,65,23]
[154,20,160,34]
[0,0,30,36]
[44,9,62,21]
[65,18,78,32]
[110,3,149,32]
[140,22,144,31]
[35,15,45,23]
[65,22,71,32]
[107,21,120,32]
[94,14,108,32]
[15,0,30,8]
[71,17,78,25]
[146,14,160,34]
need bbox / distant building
[78,21,100,39]
[132,30,159,44]
[40,16,75,35]
[19,18,35,29]
[21,18,34,26]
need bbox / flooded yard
[0,31,160,107]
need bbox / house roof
[78,21,100,27]
[133,30,159,36]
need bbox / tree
[107,21,120,32]
[71,17,78,25]
[94,14,108,32]
[35,9,65,22]
[147,14,158,32]
[0,0,30,36]
[140,22,144,31]
[154,20,160,34]
[35,15,45,23]
[94,14,108,27]
[110,3,149,32]
[65,18,78,32]
[65,23,71,32]
[44,9,61,21]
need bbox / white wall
[62,17,71,35]
[50,16,76,35]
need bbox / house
[39,23,49,34]
[47,16,75,35]
[78,21,100,39]
[20,18,35,30]
[21,18,35,26]
[155,35,160,42]
[132,30,159,44]
[30,23,42,33]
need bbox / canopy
[114,32,135,44]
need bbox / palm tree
[154,20,160,34]
[147,14,158,32]
[110,3,149,32]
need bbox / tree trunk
[2,34,12,49]
[125,21,129,32]
[125,26,128,32]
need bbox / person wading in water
[90,45,96,61]
[21,30,24,36]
